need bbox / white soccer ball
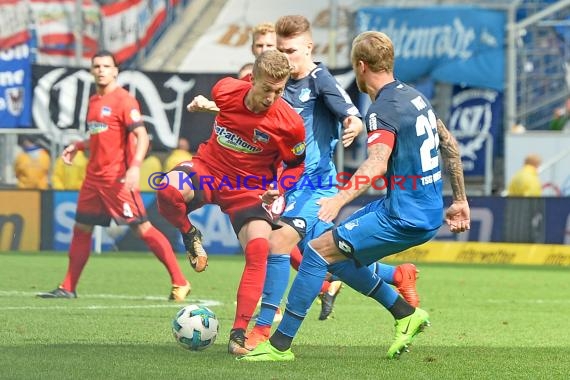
[172,305,219,351]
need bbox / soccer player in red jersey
[37,50,190,302]
[156,50,306,355]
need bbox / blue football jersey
[282,63,360,188]
[366,80,443,230]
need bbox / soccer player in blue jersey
[238,30,471,361]
[245,15,422,350]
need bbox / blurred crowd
[13,135,193,191]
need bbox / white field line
[485,299,570,304]
[1,304,189,311]
[0,290,222,310]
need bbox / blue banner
[51,191,241,254]
[356,6,506,91]
[0,44,32,128]
[448,86,503,176]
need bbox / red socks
[61,226,92,292]
[233,238,270,331]
[156,185,191,233]
[141,226,187,286]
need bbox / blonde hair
[252,50,291,81]
[275,15,311,38]
[351,31,394,73]
[251,22,275,42]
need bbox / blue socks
[368,262,396,284]
[256,254,290,326]
[277,243,328,338]
[329,260,398,309]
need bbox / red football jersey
[194,77,305,188]
[84,87,144,183]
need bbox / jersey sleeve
[365,104,398,135]
[120,95,144,131]
[316,69,361,122]
[212,77,235,110]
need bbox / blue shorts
[332,198,440,266]
[281,187,336,251]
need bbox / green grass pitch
[1,252,569,379]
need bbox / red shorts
[75,180,148,226]
[172,160,279,234]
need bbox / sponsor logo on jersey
[87,121,108,134]
[292,142,306,156]
[130,108,141,122]
[101,106,111,116]
[253,129,270,143]
[214,124,262,154]
[299,88,311,102]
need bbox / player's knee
[130,221,151,237]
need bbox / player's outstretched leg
[156,183,208,272]
[387,307,430,359]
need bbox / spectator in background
[52,151,88,190]
[164,137,193,172]
[52,142,88,190]
[14,136,51,189]
[507,154,542,196]
[237,62,254,80]
[139,135,162,191]
[550,98,570,131]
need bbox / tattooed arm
[437,119,470,233]
[317,142,392,223]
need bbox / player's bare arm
[124,126,148,191]
[187,95,220,114]
[341,115,363,147]
[436,118,470,233]
[317,142,392,223]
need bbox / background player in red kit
[156,50,306,355]
[38,50,191,302]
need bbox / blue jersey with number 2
[367,80,443,230]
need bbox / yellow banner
[0,191,40,251]
[383,241,570,266]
